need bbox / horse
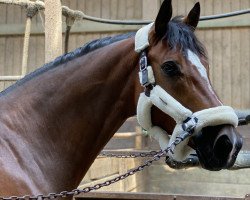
[0,0,243,197]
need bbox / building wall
[0,0,249,108]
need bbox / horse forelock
[163,17,208,61]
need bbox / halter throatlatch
[135,23,238,161]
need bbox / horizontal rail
[76,192,246,200]
[0,15,249,37]
[100,149,250,170]
[200,9,250,21]
[236,110,250,126]
[235,110,250,119]
[113,132,141,138]
[0,0,249,25]
[100,149,152,156]
[0,76,23,81]
[78,174,120,190]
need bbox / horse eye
[161,61,181,77]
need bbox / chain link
[0,149,167,200]
[0,125,197,200]
[0,127,195,200]
[99,150,164,158]
[0,128,198,200]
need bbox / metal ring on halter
[168,116,198,154]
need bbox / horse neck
[0,37,140,194]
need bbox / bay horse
[0,0,243,197]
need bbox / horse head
[136,0,243,171]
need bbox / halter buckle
[168,117,198,154]
[139,52,147,71]
[139,52,150,87]
[182,116,198,134]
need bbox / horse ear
[155,0,172,38]
[184,2,200,30]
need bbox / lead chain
[0,149,167,200]
[2,130,197,200]
[99,150,164,158]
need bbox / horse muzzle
[192,125,243,171]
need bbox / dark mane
[165,17,207,59]
[0,32,135,96]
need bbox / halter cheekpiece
[135,23,238,161]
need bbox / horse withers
[0,0,242,197]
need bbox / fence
[78,126,143,192]
[75,192,248,200]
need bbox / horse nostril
[193,125,242,170]
[213,135,233,160]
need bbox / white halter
[135,23,238,161]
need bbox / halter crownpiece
[135,23,238,161]
[135,22,154,53]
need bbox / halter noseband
[135,23,238,161]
